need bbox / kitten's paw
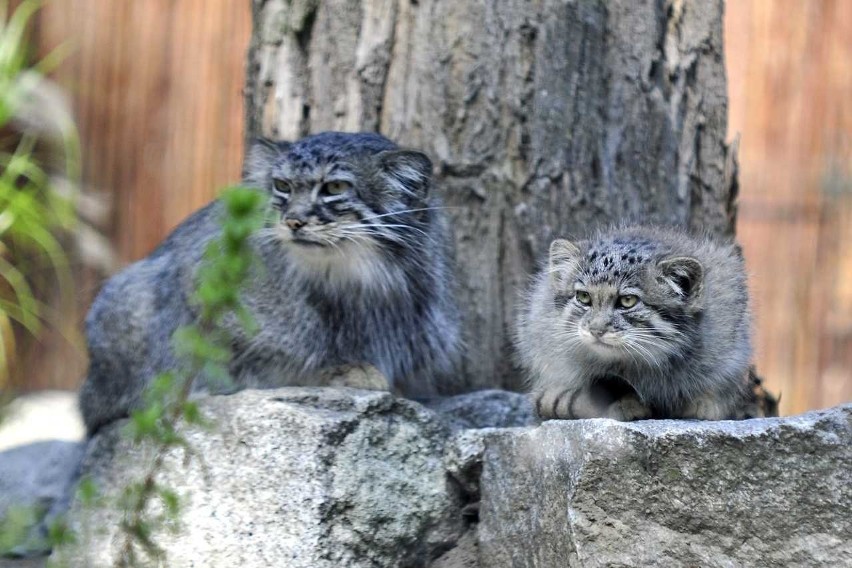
[318,363,391,391]
[606,394,652,421]
[680,394,729,420]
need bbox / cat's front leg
[534,386,585,419]
[679,392,731,420]
[534,382,651,421]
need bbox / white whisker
[357,206,458,222]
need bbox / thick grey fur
[516,225,752,421]
[79,132,462,434]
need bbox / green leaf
[180,401,204,425]
[234,304,258,336]
[45,516,75,548]
[76,476,99,508]
[127,403,164,441]
[202,361,233,392]
[145,372,177,406]
[173,325,230,364]
[0,253,41,331]
[157,488,180,519]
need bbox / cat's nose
[587,324,607,337]
[285,218,305,231]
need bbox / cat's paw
[680,394,729,420]
[318,363,391,391]
[606,394,652,421]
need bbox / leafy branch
[114,188,266,567]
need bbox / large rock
[55,388,531,567]
[425,390,538,431]
[476,404,852,567]
[45,388,851,567]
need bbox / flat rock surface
[477,404,852,568]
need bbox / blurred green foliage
[0,0,81,559]
[0,0,80,390]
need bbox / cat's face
[548,238,704,364]
[245,133,433,256]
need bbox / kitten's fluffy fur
[516,225,752,421]
[80,132,461,434]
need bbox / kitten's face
[548,238,704,365]
[244,134,433,280]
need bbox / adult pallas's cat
[80,132,461,434]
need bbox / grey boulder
[477,404,852,567]
[424,389,538,431]
[54,388,480,567]
[47,387,851,568]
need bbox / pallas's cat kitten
[516,225,752,421]
[80,132,461,434]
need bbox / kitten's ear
[548,239,581,291]
[243,137,288,186]
[378,150,433,201]
[658,256,704,304]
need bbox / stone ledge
[7,388,845,567]
[476,404,852,568]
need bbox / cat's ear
[243,137,288,186]
[377,150,433,201]
[548,239,582,291]
[658,256,704,304]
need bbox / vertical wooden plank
[17,0,251,390]
[729,0,852,414]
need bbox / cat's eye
[618,295,639,309]
[273,178,291,195]
[575,290,592,306]
[321,180,352,196]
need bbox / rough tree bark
[244,0,739,391]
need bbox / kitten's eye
[321,180,352,196]
[273,178,291,196]
[618,295,639,309]
[575,291,592,306]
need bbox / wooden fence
[727,0,851,414]
[20,0,251,389]
[15,0,851,415]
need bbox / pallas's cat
[516,225,752,421]
[80,132,461,434]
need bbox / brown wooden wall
[727,0,852,415]
[38,0,252,259]
[16,0,852,415]
[21,0,252,389]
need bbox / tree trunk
[244,0,739,391]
